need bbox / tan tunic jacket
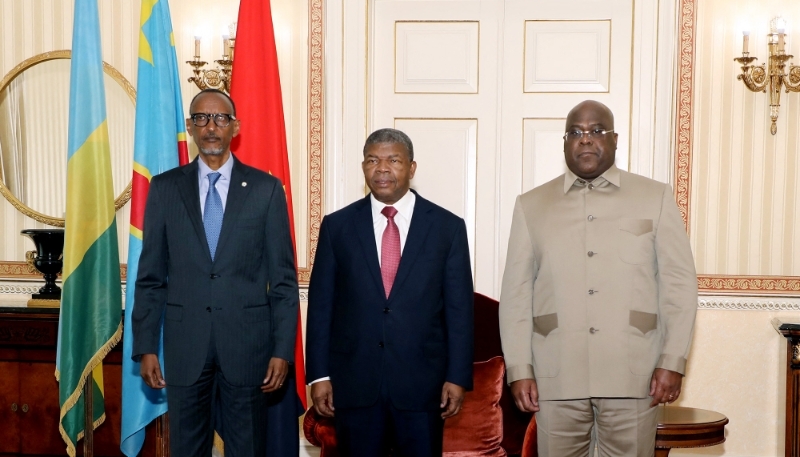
[499,165,697,400]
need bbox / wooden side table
[773,319,800,457]
[655,406,728,456]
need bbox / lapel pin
[242,182,247,187]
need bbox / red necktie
[381,206,401,298]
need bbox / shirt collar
[198,154,234,182]
[563,164,621,193]
[370,189,416,221]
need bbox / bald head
[565,100,614,132]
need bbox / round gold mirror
[0,50,135,227]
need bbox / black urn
[21,229,65,300]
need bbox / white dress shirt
[198,154,234,216]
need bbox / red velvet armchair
[303,292,538,456]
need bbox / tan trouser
[537,398,657,457]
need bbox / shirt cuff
[308,376,330,386]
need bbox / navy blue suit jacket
[306,191,474,411]
[132,156,298,387]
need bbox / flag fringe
[57,321,122,457]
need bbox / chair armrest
[303,408,340,456]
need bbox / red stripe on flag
[178,139,189,166]
[230,0,307,410]
[130,171,151,232]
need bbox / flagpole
[82,376,94,457]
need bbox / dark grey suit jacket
[132,156,298,387]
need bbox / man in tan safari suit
[498,100,697,457]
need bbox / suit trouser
[167,326,269,457]
[334,379,444,457]
[536,398,657,457]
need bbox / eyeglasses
[190,113,236,127]
[563,129,614,141]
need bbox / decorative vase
[21,229,64,303]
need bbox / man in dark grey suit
[132,89,299,456]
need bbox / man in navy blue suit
[306,128,474,456]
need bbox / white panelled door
[369,0,636,297]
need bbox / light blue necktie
[204,172,223,260]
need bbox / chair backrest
[473,292,533,455]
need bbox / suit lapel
[354,196,385,297]
[177,160,210,259]
[214,157,252,259]
[390,192,433,300]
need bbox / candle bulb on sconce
[222,35,230,58]
[194,36,201,58]
[742,30,749,54]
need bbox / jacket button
[383,307,390,314]
[588,215,594,221]
[588,184,595,190]
[210,274,219,279]
[206,307,211,312]
[588,289,595,295]
[378,341,384,348]
[589,327,598,334]
[588,251,595,257]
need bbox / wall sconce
[734,17,800,135]
[187,23,237,94]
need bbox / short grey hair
[363,128,414,161]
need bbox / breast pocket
[617,218,655,265]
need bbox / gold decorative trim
[674,1,800,296]
[299,0,325,285]
[698,275,800,297]
[674,0,695,230]
[0,50,136,227]
[0,261,127,281]
[0,261,41,279]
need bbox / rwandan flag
[56,0,123,455]
[120,0,188,455]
